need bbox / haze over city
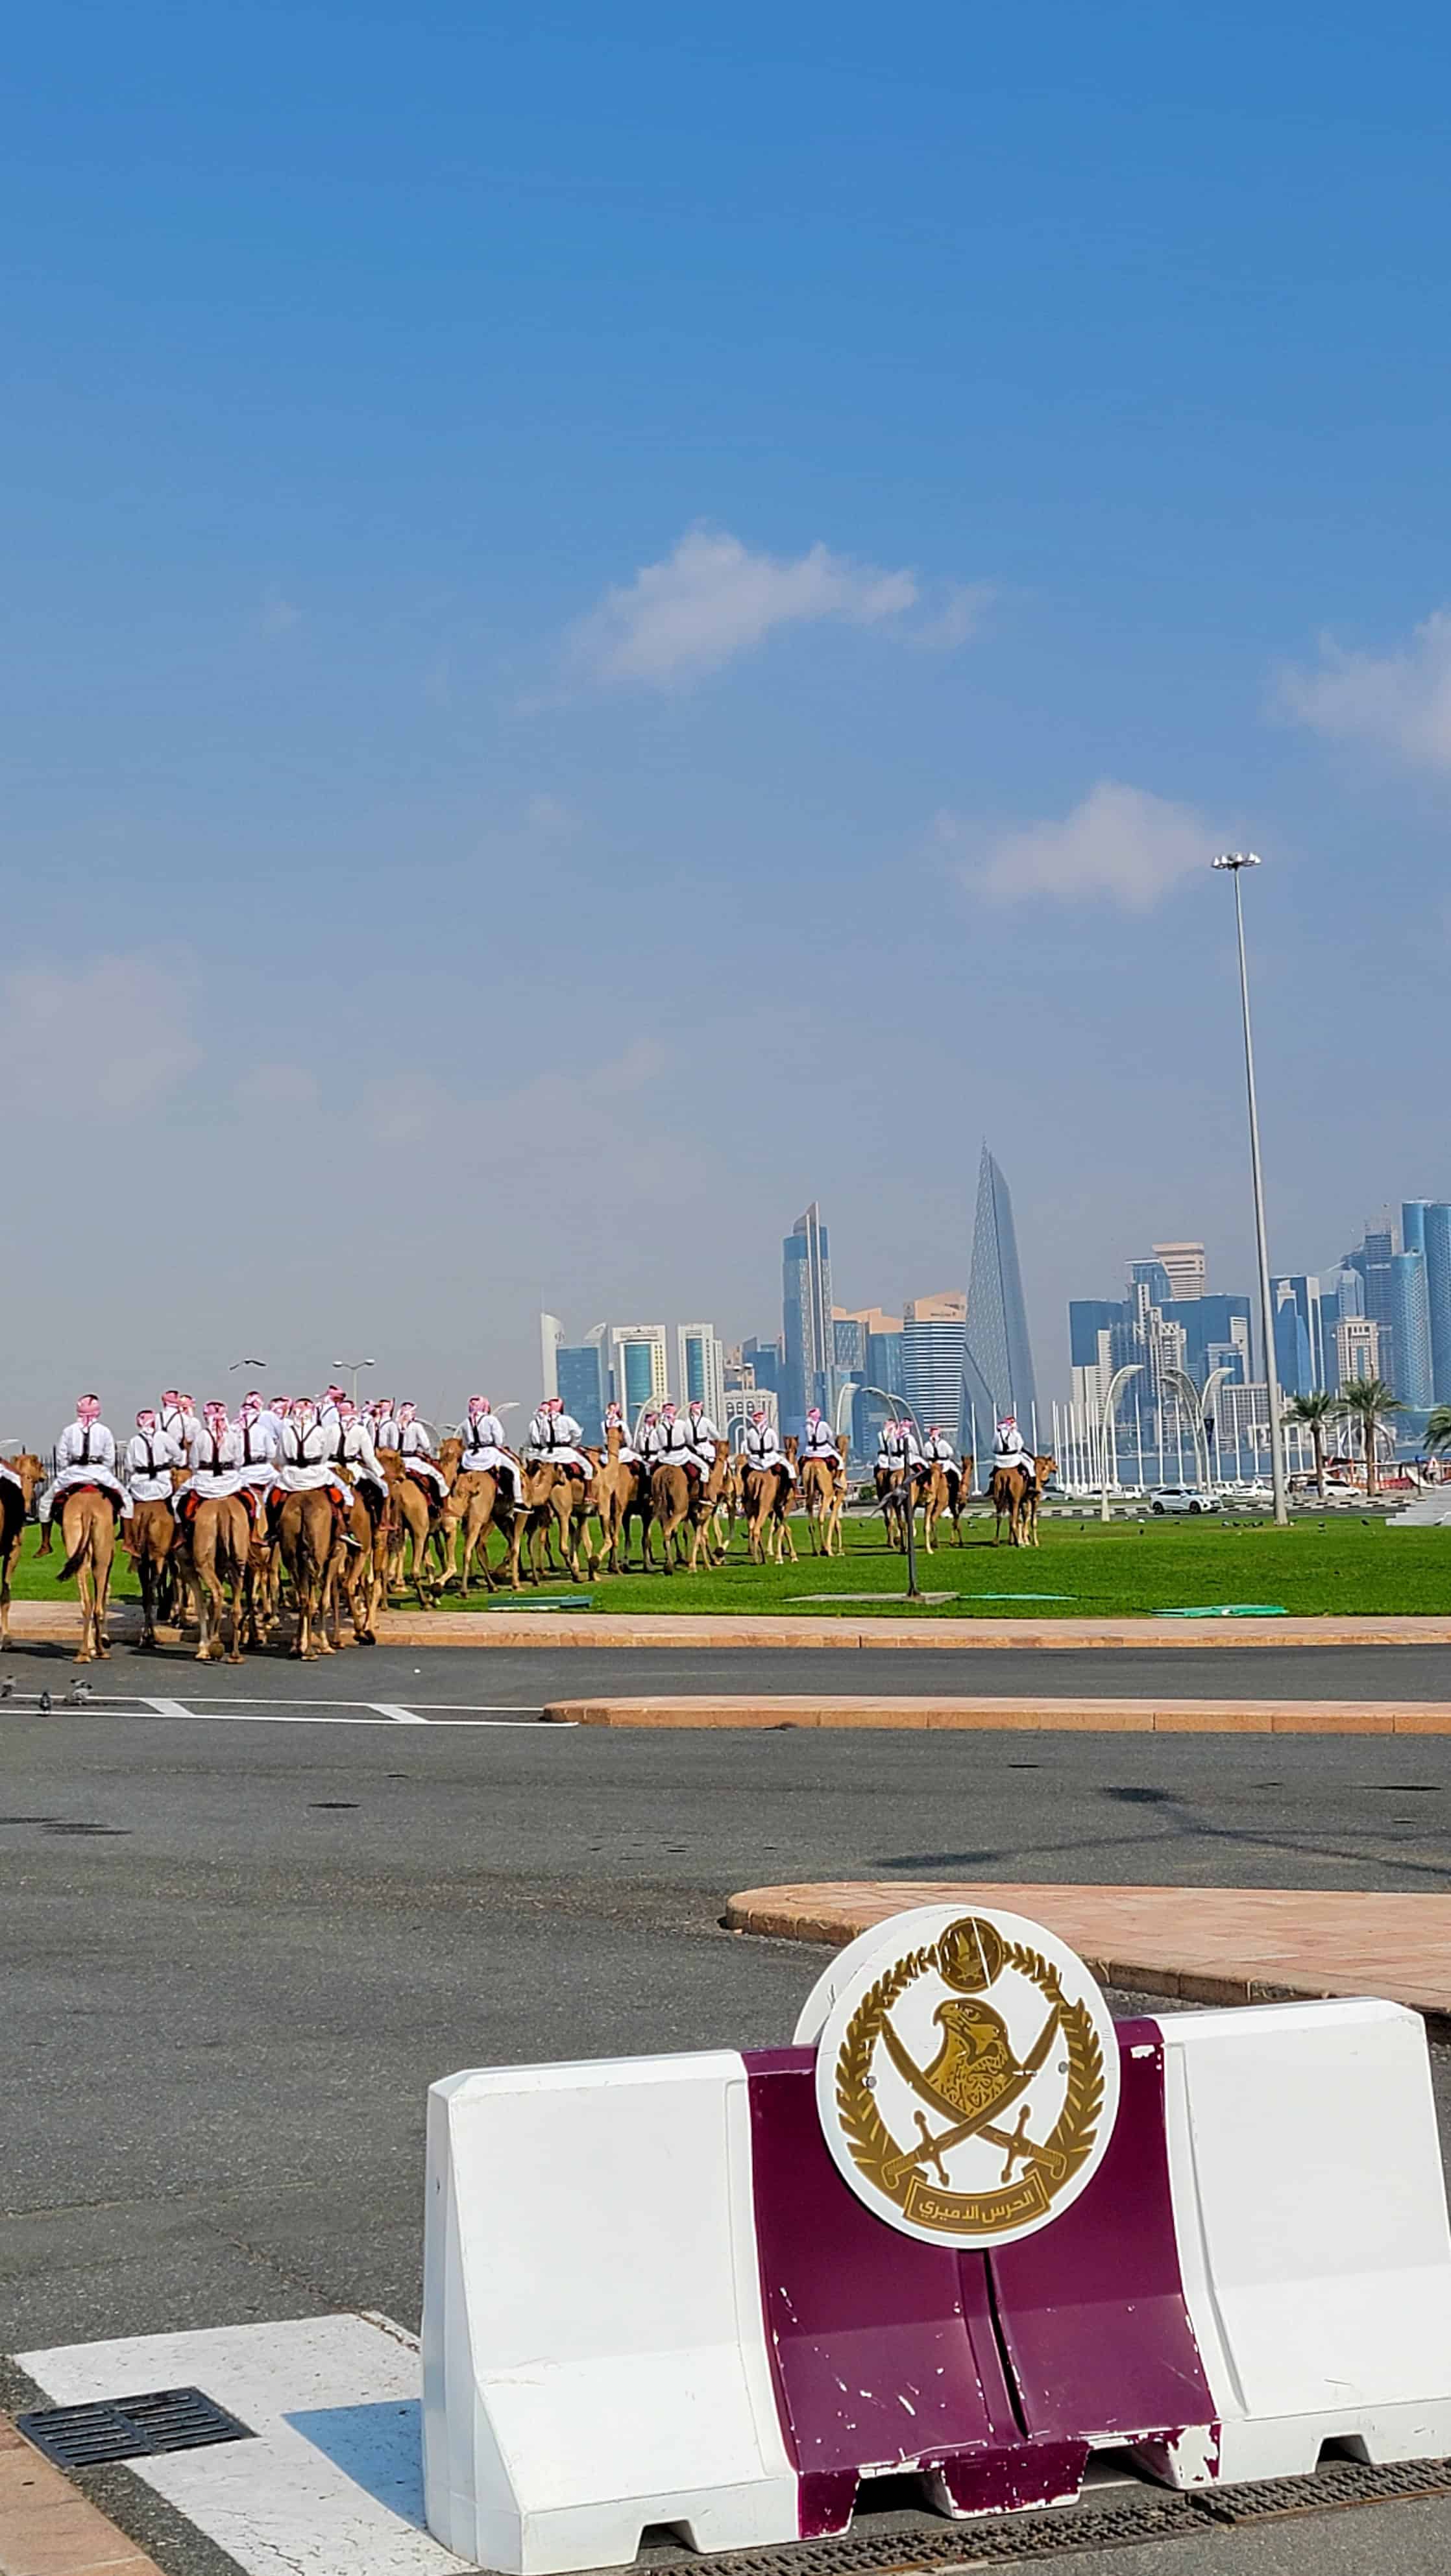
[5,3,1450,1434]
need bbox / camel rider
[124,1410,185,1504]
[395,1403,450,1502]
[317,1385,347,1434]
[657,1402,701,1481]
[329,1397,389,1522]
[524,1395,594,1481]
[36,1397,133,1551]
[159,1390,199,1451]
[372,1399,400,1452]
[233,1398,280,1528]
[744,1406,796,1482]
[269,1397,358,1546]
[801,1406,843,1471]
[878,1418,921,1480]
[635,1408,666,1471]
[685,1397,721,1474]
[922,1425,962,1504]
[994,1415,1035,1481]
[459,1397,523,1505]
[601,1402,640,1463]
[171,1401,249,1523]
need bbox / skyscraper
[1152,1242,1207,1300]
[556,1343,605,1441]
[607,1324,668,1427]
[902,1292,968,1444]
[539,1312,563,1399]
[964,1146,1038,1440]
[676,1322,726,1423]
[1425,1205,1451,1402]
[1390,1251,1434,1407]
[781,1202,835,1432]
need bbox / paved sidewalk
[548,1691,1451,1731]
[8,1602,1451,1650]
[0,2414,164,2576]
[725,1880,1451,2020]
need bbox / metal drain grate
[633,2455,1451,2573]
[17,2387,254,2470]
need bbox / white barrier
[421,2052,797,2576]
[1156,1996,1451,2483]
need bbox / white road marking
[19,2313,461,2576]
[139,1696,198,1719]
[369,1703,430,1724]
[0,1691,561,1728]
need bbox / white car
[1149,1485,1221,1515]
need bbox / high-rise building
[1347,1225,1398,1395]
[903,1291,968,1445]
[676,1323,726,1423]
[1152,1241,1208,1300]
[724,1386,777,1443]
[607,1323,668,1428]
[964,1146,1038,1441]
[1414,1205,1451,1402]
[742,1335,783,1400]
[781,1202,835,1432]
[1335,1314,1382,1386]
[556,1343,605,1441]
[1272,1275,1324,1393]
[1390,1251,1434,1408]
[539,1312,563,1399]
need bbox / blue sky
[4,1,1450,1427]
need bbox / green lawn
[9,1510,1448,1620]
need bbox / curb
[722,1880,1451,2029]
[6,1604,1451,1651]
[543,1693,1451,1733]
[0,2413,166,2576]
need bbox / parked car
[1149,1485,1221,1515]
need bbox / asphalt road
[4,1650,1450,2576]
[3,1636,1451,1705]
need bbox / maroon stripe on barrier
[986,2020,1217,2448]
[744,2048,1084,2533]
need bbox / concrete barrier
[423,1923,1451,2571]
[421,2054,797,2576]
[1154,1996,1451,2483]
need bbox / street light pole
[1213,854,1288,1526]
[1098,1363,1142,1522]
[332,1356,377,1406]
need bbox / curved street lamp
[1097,1363,1142,1522]
[1212,853,1288,1525]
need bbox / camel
[326,1486,386,1645]
[517,1460,592,1585]
[593,1429,647,1573]
[439,1467,518,1595]
[800,1440,849,1558]
[184,1493,253,1661]
[56,1486,118,1663]
[126,1496,179,1647]
[0,1454,45,1651]
[385,1458,446,1606]
[877,1457,921,1552]
[990,1453,1056,1548]
[742,1456,798,1565]
[647,1441,730,1573]
[920,1454,970,1552]
[277,1487,341,1657]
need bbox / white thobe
[181,1423,247,1500]
[396,1421,448,1495]
[685,1414,720,1470]
[923,1436,958,1469]
[459,1417,522,1500]
[41,1421,132,1519]
[273,1421,339,1494]
[524,1412,592,1479]
[334,1423,387,1487]
[801,1425,842,1465]
[745,1428,796,1482]
[234,1419,280,1488]
[125,1430,185,1502]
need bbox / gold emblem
[830,1913,1106,2239]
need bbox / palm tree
[1283,1390,1338,1500]
[1427,1405,1451,1458]
[1332,1377,1404,1499]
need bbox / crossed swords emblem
[876,1990,1069,2191]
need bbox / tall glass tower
[781,1202,835,1434]
[963,1146,1038,1447]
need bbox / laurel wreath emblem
[833,1934,1104,2232]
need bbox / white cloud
[908,583,993,650]
[568,526,925,686]
[0,954,201,1114]
[939,780,1216,912]
[1278,609,1451,773]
